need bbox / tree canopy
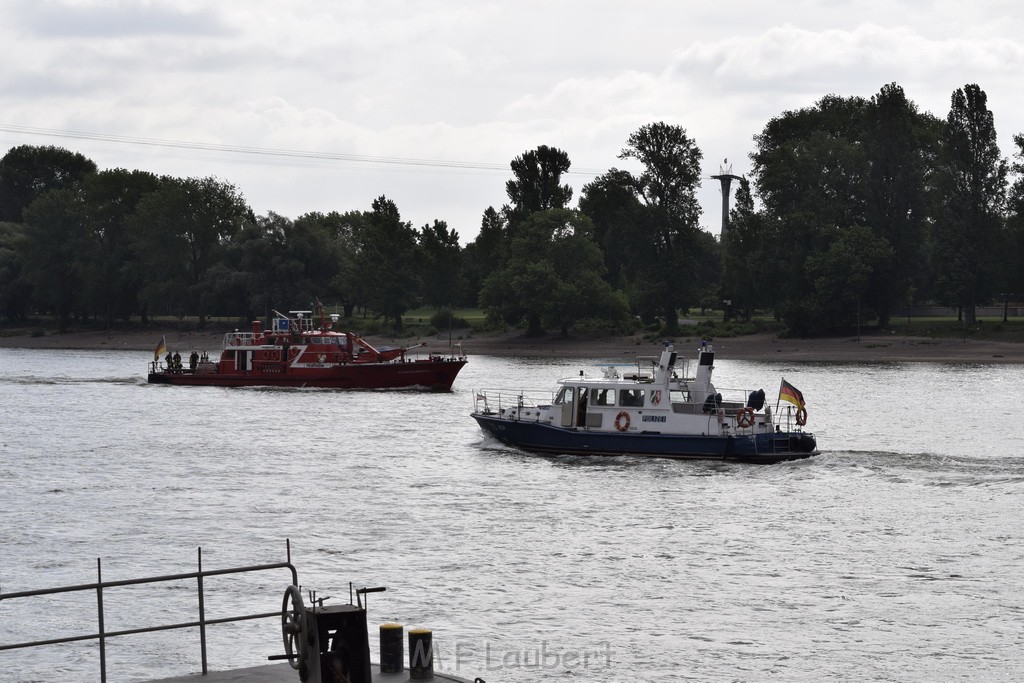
[3,80,1024,338]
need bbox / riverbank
[1,326,1022,363]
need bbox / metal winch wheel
[281,584,308,670]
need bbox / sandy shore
[1,326,1022,363]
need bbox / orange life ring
[736,407,755,428]
[796,407,808,426]
[614,411,630,432]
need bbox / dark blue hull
[472,414,818,464]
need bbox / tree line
[1,81,1023,337]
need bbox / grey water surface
[0,347,1021,682]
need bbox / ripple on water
[0,350,1022,681]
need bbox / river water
[0,347,1022,682]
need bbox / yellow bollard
[379,623,404,673]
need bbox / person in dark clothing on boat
[189,350,199,371]
[173,352,182,371]
[165,351,173,371]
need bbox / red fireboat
[148,303,467,391]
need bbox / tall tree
[504,145,573,227]
[324,210,368,318]
[130,176,250,326]
[720,177,768,321]
[480,209,628,336]
[0,145,97,222]
[932,84,1008,326]
[354,196,421,331]
[78,169,161,325]
[1001,133,1024,310]
[418,219,463,308]
[863,83,938,327]
[751,95,873,334]
[615,122,704,331]
[462,207,505,306]
[0,221,31,321]
[19,188,88,330]
[578,168,643,290]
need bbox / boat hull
[149,359,467,391]
[472,413,818,464]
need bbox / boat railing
[0,542,299,683]
[473,388,554,415]
[701,386,808,432]
[223,331,256,347]
[773,404,809,431]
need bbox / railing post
[97,558,106,683]
[198,547,207,674]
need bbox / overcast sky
[2,0,1023,243]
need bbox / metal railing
[0,541,299,682]
[473,388,555,415]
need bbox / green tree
[720,177,767,321]
[19,188,88,330]
[504,145,573,225]
[862,83,938,327]
[1001,133,1024,311]
[578,168,644,290]
[323,210,367,318]
[751,95,873,334]
[354,196,421,331]
[462,207,506,305]
[0,145,97,222]
[0,221,31,321]
[932,84,1007,326]
[480,209,628,336]
[803,225,894,331]
[614,122,705,331]
[418,219,463,308]
[283,211,349,306]
[130,176,250,326]
[78,169,161,325]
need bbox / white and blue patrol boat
[471,342,819,464]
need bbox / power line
[0,123,608,176]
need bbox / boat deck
[149,662,475,682]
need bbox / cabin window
[554,387,571,405]
[670,389,690,403]
[591,388,614,406]
[619,389,644,407]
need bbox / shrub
[430,308,470,330]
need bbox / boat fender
[614,411,630,432]
[736,407,755,428]
[796,407,808,426]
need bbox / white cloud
[2,2,1024,240]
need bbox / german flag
[779,379,805,409]
[153,335,167,362]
